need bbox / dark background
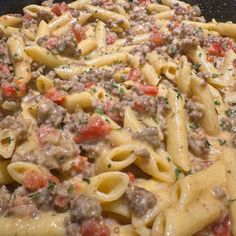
[0,0,236,22]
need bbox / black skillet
[0,0,236,22]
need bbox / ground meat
[188,129,210,157]
[134,148,150,160]
[37,98,66,128]
[80,142,107,159]
[66,222,81,236]
[0,186,11,216]
[178,24,204,53]
[0,115,31,142]
[23,14,37,29]
[126,186,157,218]
[157,96,170,115]
[129,6,149,22]
[132,127,160,148]
[186,97,204,122]
[64,111,89,133]
[37,34,81,57]
[131,95,157,115]
[220,115,236,133]
[0,39,12,65]
[9,196,38,217]
[130,43,151,64]
[70,195,102,223]
[54,78,85,93]
[37,10,54,22]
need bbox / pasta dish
[0,0,236,235]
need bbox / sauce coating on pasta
[0,0,236,235]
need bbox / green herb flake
[82,178,91,184]
[47,180,56,192]
[193,63,201,71]
[167,157,171,162]
[212,73,221,78]
[105,118,110,123]
[119,88,125,95]
[175,167,182,180]
[67,186,74,194]
[6,137,14,144]
[218,139,226,145]
[115,128,122,131]
[204,140,212,148]
[174,89,182,99]
[91,88,97,93]
[112,82,118,88]
[227,170,232,174]
[225,109,236,117]
[31,192,41,202]
[163,97,168,105]
[189,123,198,129]
[94,108,104,115]
[108,164,112,168]
[214,100,221,106]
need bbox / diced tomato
[212,215,231,236]
[72,24,86,43]
[45,88,64,105]
[126,172,135,183]
[104,102,123,125]
[54,195,69,209]
[128,68,141,81]
[103,1,115,8]
[51,2,69,16]
[1,82,17,98]
[17,82,27,97]
[150,27,165,46]
[0,63,10,79]
[43,37,58,50]
[85,82,95,88]
[74,116,112,144]
[80,218,111,236]
[23,13,33,21]
[23,170,48,191]
[106,32,117,45]
[138,0,151,4]
[138,84,158,96]
[208,42,225,57]
[72,156,88,172]
[207,55,214,62]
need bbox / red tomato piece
[72,24,86,43]
[17,82,27,97]
[207,55,214,62]
[104,102,123,125]
[106,32,117,45]
[72,156,88,172]
[138,84,158,96]
[80,218,111,236]
[1,82,17,98]
[38,125,58,146]
[54,195,68,209]
[126,172,135,183]
[45,88,64,105]
[0,63,10,79]
[212,215,231,236]
[74,116,112,144]
[51,2,69,16]
[208,42,225,57]
[23,13,33,21]
[150,27,165,46]
[128,68,141,81]
[23,170,48,191]
[85,82,95,88]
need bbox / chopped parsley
[225,109,236,117]
[174,89,182,99]
[112,82,118,88]
[212,73,222,78]
[186,170,193,175]
[175,167,183,180]
[189,123,198,129]
[167,157,171,162]
[163,97,168,105]
[82,178,91,184]
[227,170,232,174]
[218,139,226,145]
[6,137,14,144]
[119,88,125,95]
[47,180,56,192]
[108,163,112,168]
[67,186,74,194]
[193,63,201,71]
[115,128,122,131]
[91,88,97,93]
[59,122,65,130]
[204,140,212,148]
[94,108,104,115]
[214,100,221,106]
[30,192,41,202]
